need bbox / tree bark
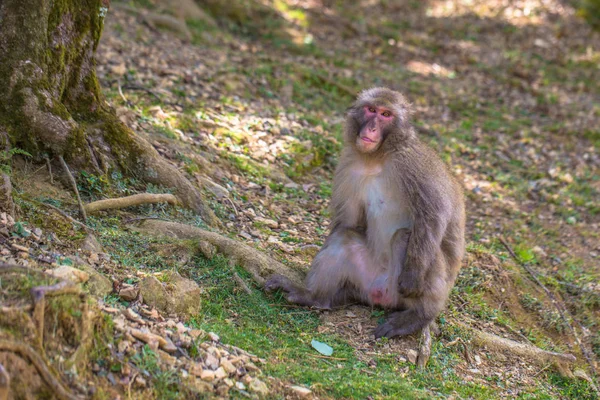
[0,0,219,226]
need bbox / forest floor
[1,0,600,398]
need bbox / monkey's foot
[264,274,295,293]
[374,309,429,339]
[265,274,324,308]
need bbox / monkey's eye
[382,111,392,118]
[368,107,376,113]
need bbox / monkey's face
[355,105,395,153]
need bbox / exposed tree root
[31,280,81,349]
[417,324,432,369]
[84,193,178,214]
[499,236,597,377]
[0,340,82,400]
[130,219,305,285]
[459,322,576,377]
[0,263,93,397]
[59,156,87,222]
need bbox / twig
[59,156,87,222]
[417,324,432,369]
[307,354,347,361]
[45,157,54,184]
[499,236,597,377]
[233,272,252,295]
[84,193,178,214]
[35,201,93,232]
[0,340,82,400]
[224,197,239,216]
[117,78,130,105]
[122,84,163,103]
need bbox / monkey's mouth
[361,137,376,143]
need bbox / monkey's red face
[356,105,394,153]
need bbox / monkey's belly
[362,178,411,254]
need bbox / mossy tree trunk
[0,0,219,226]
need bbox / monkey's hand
[374,309,426,338]
[397,267,424,298]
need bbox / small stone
[245,362,259,371]
[214,367,227,380]
[123,308,144,324]
[189,329,204,339]
[289,385,312,398]
[221,359,236,374]
[254,217,279,229]
[117,339,131,353]
[205,354,219,370]
[135,376,147,387]
[249,378,269,396]
[176,322,188,334]
[407,349,418,364]
[198,176,230,199]
[532,246,547,257]
[224,378,234,387]
[139,272,201,318]
[191,364,204,377]
[45,265,90,284]
[200,370,215,381]
[208,332,220,342]
[82,234,103,252]
[474,354,482,365]
[119,286,139,302]
[235,382,246,390]
[161,337,178,353]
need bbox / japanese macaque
[266,87,465,338]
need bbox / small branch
[58,156,87,222]
[117,78,130,105]
[0,340,82,400]
[233,272,252,295]
[224,197,239,216]
[307,354,347,361]
[499,236,597,377]
[122,84,164,103]
[45,157,54,184]
[417,324,432,369]
[84,193,178,214]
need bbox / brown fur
[266,88,465,338]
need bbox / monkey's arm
[398,181,450,297]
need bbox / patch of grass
[181,254,500,399]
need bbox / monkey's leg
[264,274,327,308]
[306,228,381,308]
[267,229,375,308]
[374,228,436,339]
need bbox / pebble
[200,370,215,382]
[289,385,312,398]
[407,349,418,364]
[208,332,220,342]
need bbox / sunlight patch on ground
[425,0,572,26]
[406,60,456,78]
